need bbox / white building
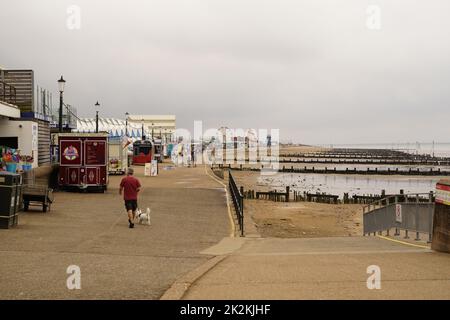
[0,80,39,168]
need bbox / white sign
[395,204,402,223]
[144,163,151,177]
[151,160,158,176]
[32,123,38,150]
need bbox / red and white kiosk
[58,133,109,192]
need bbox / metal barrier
[229,170,244,236]
[363,192,434,242]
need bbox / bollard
[386,229,390,236]
[395,228,400,236]
[404,230,409,239]
[415,232,421,241]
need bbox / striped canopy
[74,118,148,139]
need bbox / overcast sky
[0,0,449,144]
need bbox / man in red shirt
[119,168,141,228]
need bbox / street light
[125,112,129,137]
[95,101,100,133]
[141,120,146,141]
[57,76,66,133]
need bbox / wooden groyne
[214,164,450,176]
[279,152,447,160]
[241,186,435,205]
[273,158,450,166]
[231,158,450,166]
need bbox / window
[0,137,19,149]
[140,147,151,155]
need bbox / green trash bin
[0,172,21,229]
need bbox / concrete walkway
[183,236,450,299]
[0,164,229,299]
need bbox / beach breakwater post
[432,179,450,253]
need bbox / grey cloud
[0,0,449,143]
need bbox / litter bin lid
[0,172,21,186]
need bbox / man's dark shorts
[124,200,138,212]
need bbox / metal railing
[0,80,17,105]
[229,170,244,236]
[363,192,435,242]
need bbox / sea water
[257,173,439,196]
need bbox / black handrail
[0,80,16,105]
[229,170,244,236]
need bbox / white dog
[135,208,151,225]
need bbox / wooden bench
[22,185,53,213]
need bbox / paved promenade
[0,164,229,299]
[183,236,450,299]
[2,164,449,300]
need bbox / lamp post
[57,76,66,133]
[151,122,154,140]
[95,101,100,133]
[125,112,129,136]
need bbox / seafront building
[0,67,78,168]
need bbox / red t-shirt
[120,176,141,200]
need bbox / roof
[437,179,450,187]
[128,115,176,121]
[74,118,147,138]
[57,132,109,137]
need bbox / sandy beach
[245,199,363,238]
[228,157,365,238]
